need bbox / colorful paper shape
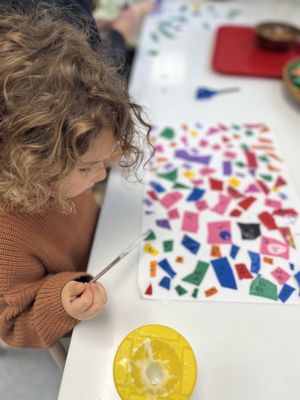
[182,260,209,286]
[207,221,232,244]
[211,257,237,289]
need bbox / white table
[58,1,300,399]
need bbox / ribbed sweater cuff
[33,272,90,348]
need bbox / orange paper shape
[150,261,157,277]
[210,245,222,258]
[205,287,218,297]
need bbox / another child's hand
[61,281,107,320]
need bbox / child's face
[58,128,120,198]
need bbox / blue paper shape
[220,230,231,240]
[248,251,261,274]
[158,259,176,278]
[290,263,295,271]
[149,181,166,193]
[278,284,295,303]
[187,188,205,201]
[294,271,300,286]
[211,257,237,289]
[230,244,240,259]
[181,235,201,255]
[159,276,171,290]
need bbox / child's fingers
[82,283,107,319]
[67,281,86,297]
[71,283,94,313]
[93,282,107,304]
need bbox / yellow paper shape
[228,177,241,187]
[144,243,159,256]
[183,171,196,179]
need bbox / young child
[0,6,150,348]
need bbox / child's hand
[61,281,107,321]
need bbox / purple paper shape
[156,219,171,230]
[175,149,211,165]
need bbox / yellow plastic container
[113,324,197,399]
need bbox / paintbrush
[90,229,152,282]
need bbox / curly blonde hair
[0,6,151,214]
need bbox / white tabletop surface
[58,1,300,399]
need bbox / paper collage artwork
[138,123,300,304]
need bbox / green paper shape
[192,288,199,299]
[182,261,209,286]
[260,174,273,182]
[148,49,159,56]
[160,127,175,140]
[259,155,269,163]
[158,169,178,182]
[173,182,190,189]
[145,231,156,241]
[245,130,254,136]
[175,285,187,296]
[235,161,246,168]
[231,124,240,130]
[163,240,173,252]
[150,32,159,42]
[250,276,278,301]
[240,143,249,151]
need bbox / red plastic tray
[212,25,300,78]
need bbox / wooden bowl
[283,57,300,102]
[255,22,300,51]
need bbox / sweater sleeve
[0,257,90,348]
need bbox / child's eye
[78,167,90,173]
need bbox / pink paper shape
[207,221,232,244]
[160,191,183,209]
[168,208,180,219]
[245,183,260,193]
[211,194,231,215]
[260,236,289,259]
[265,198,282,209]
[271,267,291,285]
[195,200,208,212]
[181,211,199,233]
[223,151,237,160]
[155,144,164,153]
[199,139,208,147]
[200,167,216,176]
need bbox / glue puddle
[118,338,180,399]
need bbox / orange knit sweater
[0,190,99,348]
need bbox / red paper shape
[227,186,244,198]
[238,196,256,210]
[209,178,223,191]
[258,211,278,230]
[147,190,159,201]
[230,209,242,217]
[235,263,253,280]
[145,283,153,295]
[274,176,287,188]
[273,208,298,217]
[245,150,257,169]
[256,179,270,195]
[279,226,296,248]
